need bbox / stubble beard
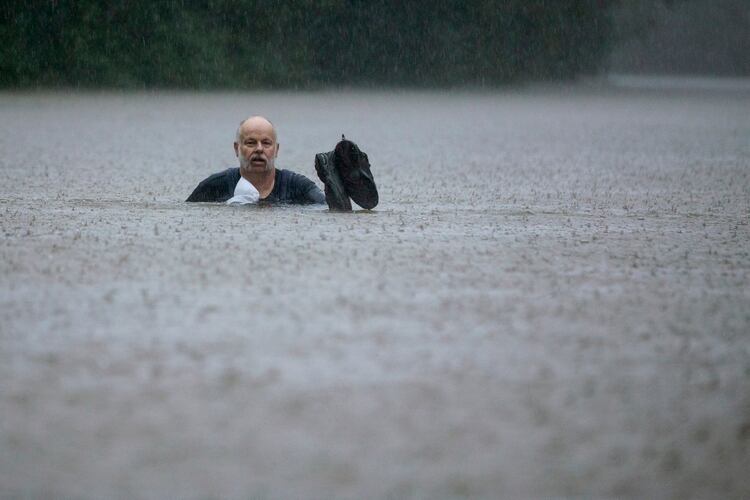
[240,155,274,176]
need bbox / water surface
[1,82,749,498]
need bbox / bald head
[234,115,280,178]
[236,116,277,143]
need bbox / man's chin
[242,163,273,175]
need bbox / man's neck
[242,168,276,198]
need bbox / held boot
[334,138,378,210]
[315,135,378,211]
[315,149,352,211]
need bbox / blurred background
[1,0,748,89]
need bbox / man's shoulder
[203,167,240,183]
[186,168,240,202]
[278,168,312,181]
[279,168,323,191]
[276,169,325,204]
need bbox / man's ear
[233,142,239,157]
[275,143,280,157]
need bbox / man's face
[234,118,279,176]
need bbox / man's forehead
[238,117,276,140]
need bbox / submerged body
[186,115,325,205]
[186,167,324,204]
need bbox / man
[186,116,326,204]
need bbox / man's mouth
[251,157,266,165]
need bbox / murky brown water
[1,81,749,498]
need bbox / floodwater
[1,80,749,499]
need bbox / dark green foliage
[608,0,750,76]
[0,0,614,88]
